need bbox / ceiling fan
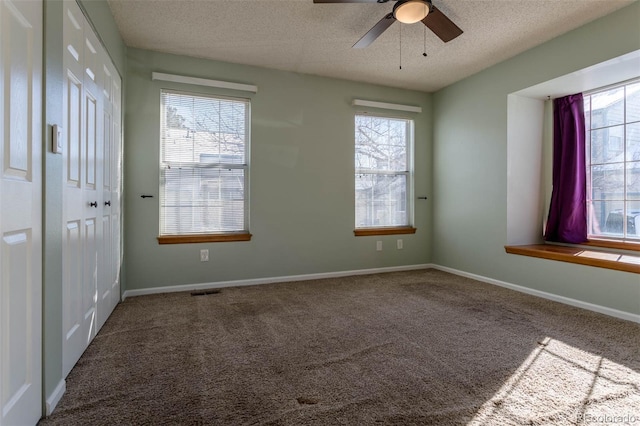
[313,0,463,48]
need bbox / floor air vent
[190,289,221,296]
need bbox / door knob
[105,201,111,206]
[90,201,98,208]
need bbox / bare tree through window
[355,115,412,228]
[160,91,249,235]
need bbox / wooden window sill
[158,232,252,244]
[582,239,640,252]
[505,244,640,274]
[354,227,417,237]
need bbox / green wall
[42,0,126,408]
[124,49,432,291]
[432,2,640,315]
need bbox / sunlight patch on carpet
[469,337,640,425]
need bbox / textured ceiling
[107,0,635,92]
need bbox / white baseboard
[430,264,640,324]
[45,379,66,416]
[122,264,432,299]
[121,262,638,323]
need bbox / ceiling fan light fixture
[393,0,429,24]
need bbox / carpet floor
[40,269,640,425]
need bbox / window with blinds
[355,114,413,229]
[160,90,249,236]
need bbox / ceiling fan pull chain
[423,22,427,57]
[423,3,427,56]
[399,24,402,70]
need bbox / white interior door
[62,0,89,376]
[98,64,112,330]
[110,72,122,315]
[62,0,119,378]
[0,0,43,425]
[81,19,103,348]
[98,59,121,328]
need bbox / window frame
[157,89,251,244]
[354,113,416,236]
[583,78,640,251]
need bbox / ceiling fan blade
[313,0,388,3]
[422,5,462,43]
[353,13,395,48]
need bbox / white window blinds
[160,90,249,235]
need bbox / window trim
[158,89,251,242]
[354,113,415,231]
[505,244,640,274]
[354,226,417,237]
[582,239,640,252]
[158,232,252,244]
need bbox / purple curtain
[545,93,587,243]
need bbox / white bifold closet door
[62,0,122,378]
[0,0,43,425]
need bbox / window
[354,114,415,235]
[158,90,250,243]
[584,79,640,243]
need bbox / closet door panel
[62,0,118,378]
[0,0,43,424]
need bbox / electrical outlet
[376,241,382,251]
[397,239,403,250]
[200,249,209,262]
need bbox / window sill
[582,239,640,252]
[354,227,417,237]
[505,244,640,274]
[158,232,252,244]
